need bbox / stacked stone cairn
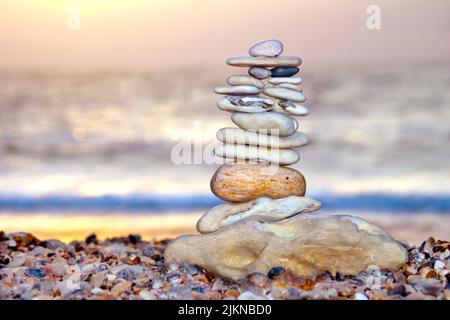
[165,40,408,281]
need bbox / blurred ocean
[0,62,449,214]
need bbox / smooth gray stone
[248,67,272,80]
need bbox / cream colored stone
[210,163,306,203]
[165,214,409,280]
[231,112,298,137]
[214,144,300,166]
[214,85,260,95]
[269,77,303,85]
[227,75,265,89]
[197,196,321,233]
[263,87,306,103]
[227,56,302,67]
[276,83,302,91]
[216,128,309,148]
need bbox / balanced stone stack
[165,40,408,281]
[212,39,309,202]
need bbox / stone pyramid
[165,40,408,281]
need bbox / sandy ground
[0,211,448,245]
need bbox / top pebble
[249,39,283,57]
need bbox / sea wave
[0,193,448,213]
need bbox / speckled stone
[209,163,306,203]
[249,39,283,57]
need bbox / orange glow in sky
[0,0,449,69]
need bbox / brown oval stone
[210,163,306,202]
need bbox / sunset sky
[0,0,449,69]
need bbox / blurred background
[0,0,449,243]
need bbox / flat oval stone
[217,96,274,113]
[275,83,302,91]
[231,112,298,136]
[227,56,302,67]
[248,67,272,80]
[216,128,309,148]
[269,77,303,85]
[210,163,306,202]
[214,85,260,95]
[214,144,300,166]
[263,87,306,103]
[197,196,321,233]
[271,67,299,77]
[226,75,264,89]
[278,101,309,116]
[249,39,283,57]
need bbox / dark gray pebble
[181,262,199,275]
[85,234,97,244]
[268,267,285,279]
[156,260,165,268]
[192,286,205,293]
[271,67,299,77]
[25,268,46,278]
[128,234,141,244]
[98,264,109,271]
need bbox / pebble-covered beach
[0,231,448,300]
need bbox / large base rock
[164,214,408,281]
